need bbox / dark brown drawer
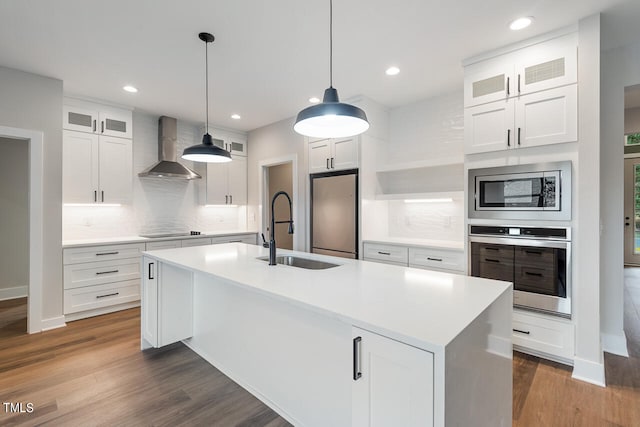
[478,261,513,282]
[478,243,514,262]
[515,246,556,267]
[515,265,556,295]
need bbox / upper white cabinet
[205,155,247,205]
[463,32,578,154]
[207,131,247,157]
[63,130,133,204]
[63,103,132,139]
[309,137,359,174]
[352,326,434,427]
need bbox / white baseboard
[572,355,606,387]
[0,286,28,301]
[40,316,66,331]
[602,332,629,357]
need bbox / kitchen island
[141,243,512,427]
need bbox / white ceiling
[1,0,639,132]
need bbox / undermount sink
[257,255,339,270]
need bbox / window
[625,133,640,145]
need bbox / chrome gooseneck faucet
[269,191,294,265]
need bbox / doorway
[0,126,44,334]
[265,162,294,250]
[624,84,640,266]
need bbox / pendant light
[182,32,232,163]
[293,0,369,138]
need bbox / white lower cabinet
[352,327,434,427]
[363,242,408,266]
[512,309,574,363]
[141,257,193,348]
[180,237,212,248]
[364,242,464,273]
[63,243,144,320]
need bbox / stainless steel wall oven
[469,225,571,318]
[468,161,572,221]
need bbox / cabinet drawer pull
[513,328,530,335]
[524,250,542,255]
[96,251,119,256]
[426,257,443,262]
[484,258,500,263]
[353,336,362,381]
[377,251,391,256]
[524,271,543,277]
[229,240,242,243]
[507,129,511,147]
[96,292,119,299]
[484,247,499,251]
[95,270,119,275]
[148,262,154,280]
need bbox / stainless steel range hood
[138,116,201,180]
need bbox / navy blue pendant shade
[182,133,232,163]
[294,87,369,138]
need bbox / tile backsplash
[63,112,247,241]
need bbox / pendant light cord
[329,0,333,88]
[205,38,209,134]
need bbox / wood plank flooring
[1,271,640,426]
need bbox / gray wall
[0,66,63,321]
[0,137,28,296]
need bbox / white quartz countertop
[143,243,510,353]
[363,238,464,250]
[62,230,258,248]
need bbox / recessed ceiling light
[123,85,138,93]
[231,114,241,120]
[309,97,320,104]
[385,66,400,76]
[509,17,533,31]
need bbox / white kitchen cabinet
[464,32,577,107]
[352,326,434,427]
[205,155,247,205]
[63,130,133,204]
[145,240,182,251]
[408,246,465,273]
[363,242,408,266]
[512,309,574,363]
[210,134,247,157]
[180,237,212,248]
[63,102,132,139]
[141,257,193,348]
[63,243,144,320]
[210,234,257,245]
[309,137,358,174]
[465,85,577,154]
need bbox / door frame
[624,154,640,266]
[259,155,299,251]
[0,125,44,333]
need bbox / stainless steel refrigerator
[310,171,358,259]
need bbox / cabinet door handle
[96,292,119,299]
[326,158,330,169]
[148,262,154,280]
[225,195,228,204]
[517,74,521,93]
[93,119,97,132]
[513,328,530,335]
[96,270,119,275]
[507,129,511,147]
[94,190,97,202]
[506,77,510,96]
[229,195,233,204]
[353,336,362,381]
[517,127,521,146]
[101,120,105,133]
[101,191,104,202]
[484,258,500,263]
[331,157,334,169]
[377,251,391,256]
[427,257,442,262]
[96,251,119,256]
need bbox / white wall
[0,66,63,322]
[600,39,640,356]
[247,117,306,250]
[63,111,246,240]
[0,137,28,299]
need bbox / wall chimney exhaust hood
[138,116,201,180]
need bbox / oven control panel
[469,225,570,240]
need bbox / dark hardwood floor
[1,271,640,426]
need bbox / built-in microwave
[468,161,572,221]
